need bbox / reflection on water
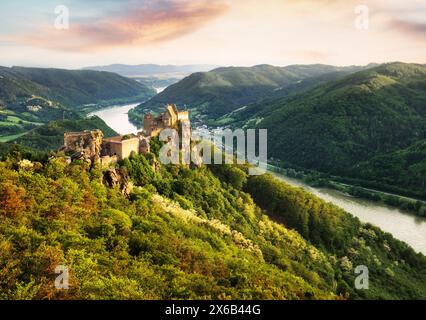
[154,87,166,93]
[88,103,140,135]
[273,172,426,255]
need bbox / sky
[0,0,425,69]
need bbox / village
[62,104,190,166]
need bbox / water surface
[89,103,140,135]
[273,172,426,255]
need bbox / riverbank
[268,163,426,218]
[88,103,141,135]
[78,94,152,115]
[269,169,426,255]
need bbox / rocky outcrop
[103,168,133,197]
[63,130,103,165]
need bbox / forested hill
[12,116,117,152]
[0,66,155,110]
[234,62,426,198]
[83,64,218,77]
[132,64,374,121]
[0,66,155,142]
[0,144,425,299]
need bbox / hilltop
[0,66,155,110]
[83,64,218,77]
[0,66,155,142]
[131,63,376,123]
[232,62,426,198]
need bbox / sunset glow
[0,0,425,68]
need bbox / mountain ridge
[83,64,219,77]
[0,66,155,108]
[232,62,426,198]
[0,66,155,141]
[131,63,377,122]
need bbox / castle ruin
[63,130,103,164]
[63,104,189,166]
[144,104,189,137]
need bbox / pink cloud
[14,0,229,52]
[388,19,426,40]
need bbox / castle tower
[143,113,154,136]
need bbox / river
[272,172,426,254]
[89,103,426,255]
[88,103,140,135]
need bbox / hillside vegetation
[0,66,155,140]
[131,64,373,123]
[232,63,426,198]
[0,66,155,108]
[10,116,117,152]
[0,143,425,300]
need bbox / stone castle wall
[119,137,140,160]
[102,136,140,161]
[63,130,103,163]
[143,104,188,138]
[63,105,188,166]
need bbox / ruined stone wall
[100,155,119,167]
[178,111,189,121]
[120,138,140,159]
[63,130,103,163]
[143,114,154,136]
[165,104,178,126]
[139,137,151,155]
[144,114,164,136]
[102,137,139,161]
[102,141,123,159]
[144,105,183,137]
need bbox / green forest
[0,66,155,142]
[129,62,426,201]
[131,64,371,122]
[1,0,425,305]
[0,142,425,300]
[227,63,426,199]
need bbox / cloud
[289,50,330,62]
[12,0,229,52]
[387,19,426,40]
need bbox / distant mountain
[237,62,426,197]
[132,64,376,122]
[83,64,218,77]
[0,66,155,108]
[0,66,155,140]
